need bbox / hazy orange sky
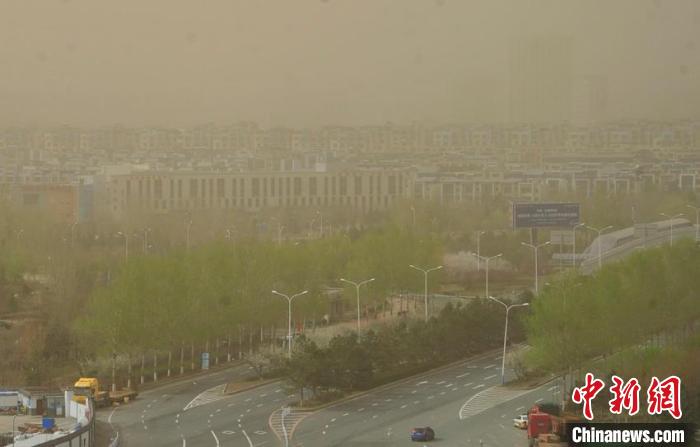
[1,0,698,127]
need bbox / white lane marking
[222,431,236,435]
[459,386,538,420]
[436,381,446,385]
[181,436,186,447]
[242,429,254,447]
[484,364,497,369]
[548,385,559,392]
[211,430,220,446]
[416,380,428,386]
[411,390,417,394]
[535,398,544,403]
[463,382,473,387]
[516,406,525,411]
[400,404,407,409]
[343,412,349,417]
[484,374,497,380]
[445,383,454,388]
[456,373,470,378]
[473,384,485,389]
[358,408,365,412]
[108,408,117,424]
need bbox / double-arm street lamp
[488,296,529,385]
[116,231,130,261]
[521,241,550,294]
[660,213,685,246]
[687,205,700,242]
[571,222,586,268]
[475,231,486,271]
[272,290,308,357]
[585,225,613,269]
[409,264,443,322]
[472,253,502,298]
[340,278,375,336]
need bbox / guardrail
[32,398,95,447]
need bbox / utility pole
[409,265,443,321]
[340,278,375,337]
[521,241,550,294]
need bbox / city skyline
[1,0,699,127]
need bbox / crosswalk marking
[459,386,536,420]
[183,384,227,411]
[269,407,312,444]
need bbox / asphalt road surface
[290,349,551,446]
[98,363,296,447]
[99,349,551,447]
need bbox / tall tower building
[509,35,573,124]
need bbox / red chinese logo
[572,373,605,420]
[608,375,641,416]
[571,374,683,420]
[647,375,682,420]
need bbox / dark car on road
[410,427,435,441]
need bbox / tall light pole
[410,206,416,228]
[409,264,443,322]
[687,205,700,241]
[660,213,685,246]
[488,296,529,385]
[472,253,502,298]
[340,278,375,336]
[585,225,613,269]
[475,231,486,271]
[70,220,79,248]
[521,241,550,294]
[116,231,129,261]
[277,224,285,246]
[272,290,308,357]
[185,219,193,250]
[143,228,151,253]
[571,222,585,268]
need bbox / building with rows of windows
[105,167,414,218]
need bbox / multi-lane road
[101,363,295,447]
[103,349,555,446]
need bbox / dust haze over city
[1,1,700,447]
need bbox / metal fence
[34,401,95,447]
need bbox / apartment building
[105,167,414,219]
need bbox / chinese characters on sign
[571,374,682,420]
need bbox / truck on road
[527,403,574,447]
[72,378,137,407]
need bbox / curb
[223,378,280,396]
[287,346,509,439]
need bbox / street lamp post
[661,213,685,246]
[475,231,486,271]
[571,222,586,268]
[488,296,529,385]
[185,219,193,250]
[409,264,443,322]
[585,225,613,269]
[116,231,129,261]
[70,220,79,248]
[272,290,308,357]
[687,205,700,242]
[410,206,416,228]
[521,241,550,294]
[143,228,151,253]
[472,253,502,298]
[340,278,375,337]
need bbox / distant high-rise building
[571,75,608,125]
[509,35,573,124]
